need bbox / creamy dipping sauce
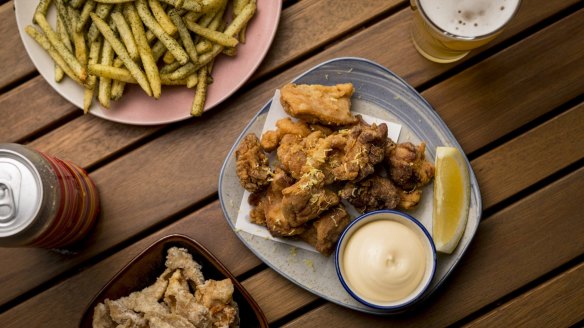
[342,219,428,304]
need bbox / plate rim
[218,56,482,315]
[13,0,283,125]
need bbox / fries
[149,0,178,36]
[136,0,188,64]
[111,10,139,61]
[191,64,208,116]
[98,40,114,108]
[124,2,161,98]
[36,14,87,81]
[26,0,257,117]
[84,38,102,112]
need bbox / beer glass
[410,0,521,63]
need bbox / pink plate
[14,0,282,125]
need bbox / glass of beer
[410,0,521,63]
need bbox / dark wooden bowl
[80,234,268,327]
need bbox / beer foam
[419,0,519,37]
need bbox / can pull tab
[0,182,16,223]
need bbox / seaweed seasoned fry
[149,0,178,36]
[136,0,188,64]
[25,26,86,86]
[35,14,87,81]
[25,0,257,116]
[168,9,198,63]
[84,38,102,112]
[111,11,139,61]
[90,13,152,96]
[191,65,209,116]
[77,0,97,32]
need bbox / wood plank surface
[472,103,584,208]
[5,0,577,166]
[1,164,582,327]
[466,261,584,327]
[423,7,584,153]
[283,167,584,327]
[0,202,261,327]
[242,268,319,323]
[254,0,405,77]
[0,77,78,143]
[0,3,581,310]
[28,114,159,169]
[0,1,36,90]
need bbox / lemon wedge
[433,147,470,254]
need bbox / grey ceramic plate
[219,57,481,315]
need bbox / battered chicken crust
[386,141,435,191]
[235,134,271,193]
[260,118,312,152]
[281,170,339,228]
[339,175,401,213]
[249,167,306,237]
[331,119,388,182]
[299,205,350,256]
[280,83,358,126]
[237,83,436,256]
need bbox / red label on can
[29,153,100,248]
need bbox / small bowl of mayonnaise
[335,210,436,312]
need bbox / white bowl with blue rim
[335,210,437,312]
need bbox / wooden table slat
[1,163,582,327]
[241,268,319,323]
[0,77,77,143]
[424,7,584,153]
[465,261,584,328]
[0,1,36,90]
[472,102,584,209]
[0,2,581,310]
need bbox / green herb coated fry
[90,13,152,96]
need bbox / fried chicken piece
[235,134,271,193]
[145,312,197,328]
[248,190,268,226]
[280,83,358,126]
[166,247,205,287]
[299,205,351,256]
[398,189,423,210]
[93,303,116,328]
[164,270,211,328]
[339,175,401,213]
[277,131,325,179]
[105,298,148,328]
[260,118,312,152]
[331,119,388,182]
[281,170,339,228]
[195,279,238,328]
[308,123,334,136]
[386,142,435,191]
[248,167,305,237]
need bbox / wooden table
[1,0,583,326]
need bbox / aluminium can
[0,143,100,248]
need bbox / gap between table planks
[0,1,582,310]
[465,260,584,327]
[0,159,582,327]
